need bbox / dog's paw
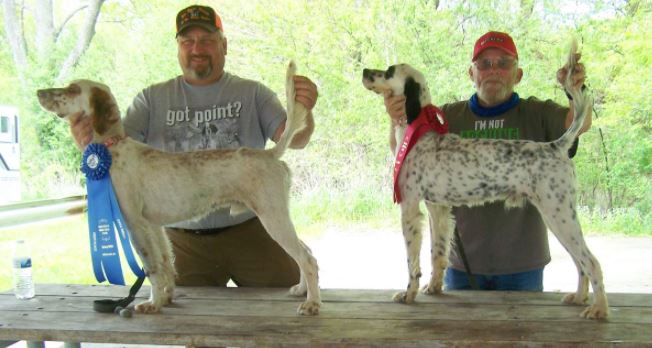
[288,283,307,297]
[562,293,588,306]
[392,291,415,304]
[421,282,443,295]
[163,286,175,304]
[580,304,609,320]
[134,300,162,314]
[297,300,321,316]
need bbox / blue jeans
[444,267,544,291]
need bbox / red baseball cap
[472,31,518,61]
[176,5,223,37]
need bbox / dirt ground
[306,227,652,293]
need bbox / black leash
[93,276,145,313]
[453,227,479,290]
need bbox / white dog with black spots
[362,41,608,319]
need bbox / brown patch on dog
[66,83,81,96]
[90,86,117,135]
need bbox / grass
[578,206,652,236]
[0,215,141,292]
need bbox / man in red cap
[71,5,319,288]
[384,31,592,291]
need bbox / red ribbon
[393,105,448,203]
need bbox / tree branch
[53,4,88,43]
[56,0,105,83]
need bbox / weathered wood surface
[1,284,651,347]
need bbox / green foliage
[1,0,650,234]
[571,7,652,218]
[579,206,652,236]
[0,217,95,290]
[0,216,145,291]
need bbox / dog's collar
[103,135,127,148]
[393,105,448,203]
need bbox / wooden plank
[1,294,651,324]
[0,311,650,347]
[1,285,651,347]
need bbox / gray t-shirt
[441,96,569,275]
[123,72,286,229]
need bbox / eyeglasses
[177,35,219,49]
[473,57,517,71]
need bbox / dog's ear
[90,86,118,135]
[404,77,422,124]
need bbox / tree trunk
[34,0,55,59]
[2,0,28,79]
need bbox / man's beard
[478,80,511,105]
[186,56,213,80]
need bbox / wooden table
[1,284,651,347]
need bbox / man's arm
[122,89,151,142]
[389,121,397,153]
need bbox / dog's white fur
[362,41,608,319]
[37,62,321,315]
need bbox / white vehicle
[0,105,21,204]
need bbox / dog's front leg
[421,203,453,295]
[127,220,175,314]
[393,199,424,304]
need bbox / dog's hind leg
[421,203,453,295]
[537,201,609,319]
[287,239,314,296]
[564,255,590,305]
[254,201,321,316]
[393,198,424,304]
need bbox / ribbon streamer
[81,144,145,285]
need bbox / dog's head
[37,79,121,137]
[362,64,432,123]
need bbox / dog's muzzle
[362,68,388,93]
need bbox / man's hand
[558,53,592,134]
[69,112,92,151]
[383,90,407,126]
[557,53,586,91]
[293,76,318,111]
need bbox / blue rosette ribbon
[81,143,112,180]
[82,143,145,285]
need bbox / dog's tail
[553,38,592,152]
[269,61,309,159]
